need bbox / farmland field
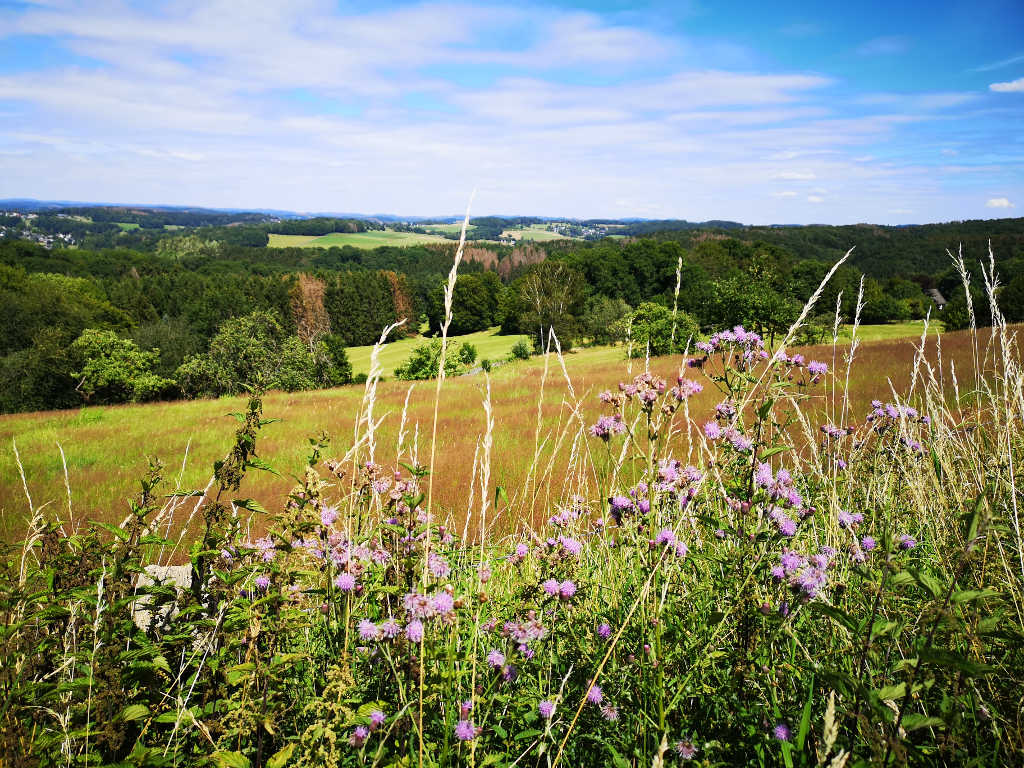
[268,229,451,249]
[500,223,577,241]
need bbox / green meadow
[268,229,451,249]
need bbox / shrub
[176,310,320,396]
[456,341,477,366]
[394,338,465,380]
[624,301,700,358]
[509,339,532,360]
[70,328,177,403]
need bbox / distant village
[0,210,77,248]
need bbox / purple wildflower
[586,685,603,705]
[559,580,577,600]
[357,619,379,641]
[899,534,917,549]
[597,622,612,639]
[703,421,722,440]
[320,505,339,527]
[487,649,505,668]
[335,572,356,592]
[454,719,476,741]
[538,700,555,719]
[380,618,402,639]
[601,705,620,721]
[861,535,877,551]
[773,723,791,741]
[406,619,424,642]
[676,741,698,760]
[254,575,270,590]
[369,710,386,730]
[542,578,560,596]
[349,725,369,747]
[807,360,827,377]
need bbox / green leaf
[706,611,726,625]
[901,713,945,732]
[606,745,630,768]
[94,521,130,542]
[758,445,790,460]
[875,683,907,700]
[120,704,149,722]
[918,647,991,676]
[266,743,295,768]
[212,751,250,768]
[911,569,944,600]
[245,457,279,476]
[950,588,999,604]
[796,674,815,751]
[233,498,267,514]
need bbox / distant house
[927,289,947,310]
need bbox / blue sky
[0,0,1022,223]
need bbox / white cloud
[772,191,798,198]
[971,53,1024,72]
[990,77,1024,93]
[889,208,913,214]
[986,197,1015,208]
[772,171,816,180]
[807,195,825,203]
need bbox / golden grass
[1,326,1013,543]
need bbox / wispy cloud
[990,77,1024,93]
[856,36,910,56]
[971,52,1024,72]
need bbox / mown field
[500,223,577,241]
[267,229,451,249]
[345,327,531,377]
[0,321,971,542]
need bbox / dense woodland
[2,208,1023,414]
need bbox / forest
[2,213,1023,414]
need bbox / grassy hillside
[0,323,968,541]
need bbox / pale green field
[500,224,576,242]
[420,223,477,237]
[115,222,140,231]
[346,327,532,377]
[268,229,451,249]
[837,319,944,342]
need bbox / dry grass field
[0,324,1007,544]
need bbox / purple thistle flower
[431,591,455,618]
[349,725,369,747]
[807,360,828,377]
[755,463,774,488]
[586,685,603,705]
[559,580,577,600]
[335,572,356,592]
[254,575,270,590]
[380,618,402,639]
[454,719,476,741]
[515,542,529,558]
[358,619,379,641]
[773,723,791,741]
[703,421,722,440]
[597,622,612,639]
[487,649,505,668]
[899,534,917,550]
[655,528,676,545]
[542,578,560,596]
[675,740,698,760]
[428,553,450,579]
[369,710,386,730]
[538,700,555,719]
[601,705,620,721]
[673,540,689,558]
[406,619,424,642]
[861,535,877,551]
[610,495,633,511]
[320,505,339,527]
